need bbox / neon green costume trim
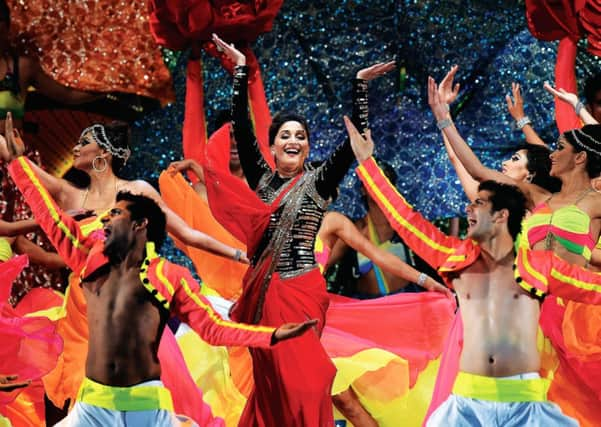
[77,377,174,412]
[452,371,549,403]
[0,237,13,262]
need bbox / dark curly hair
[563,125,601,179]
[103,121,131,175]
[478,180,527,241]
[116,191,166,250]
[516,143,561,193]
[268,112,310,146]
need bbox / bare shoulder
[57,180,87,209]
[527,184,551,208]
[588,190,601,218]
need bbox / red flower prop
[525,0,601,133]
[149,1,281,180]
[149,0,284,50]
[8,0,174,103]
[526,0,601,55]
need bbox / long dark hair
[518,143,561,192]
[563,125,601,178]
[104,121,131,175]
[479,180,527,241]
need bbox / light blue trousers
[427,394,579,427]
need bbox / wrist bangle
[437,118,453,130]
[575,101,585,116]
[516,116,531,130]
[233,249,242,262]
[417,272,428,287]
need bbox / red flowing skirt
[235,267,336,427]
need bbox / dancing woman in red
[205,34,366,427]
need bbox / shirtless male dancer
[344,117,601,426]
[2,140,316,426]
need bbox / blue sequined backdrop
[119,0,600,265]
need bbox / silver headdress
[570,128,601,156]
[80,124,131,162]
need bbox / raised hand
[167,159,205,183]
[505,82,527,121]
[356,61,396,81]
[343,115,374,162]
[544,81,599,124]
[543,81,579,108]
[168,159,196,174]
[428,76,449,122]
[212,33,246,66]
[0,112,24,162]
[0,374,30,392]
[0,134,9,162]
[438,65,460,105]
[273,319,318,343]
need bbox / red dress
[204,147,337,425]
[204,62,360,425]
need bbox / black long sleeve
[314,78,369,200]
[352,78,369,134]
[231,65,270,190]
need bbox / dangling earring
[93,156,108,173]
[526,173,534,183]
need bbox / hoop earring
[92,156,108,173]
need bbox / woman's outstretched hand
[212,33,246,66]
[543,81,579,108]
[428,76,450,122]
[506,82,527,121]
[356,61,396,81]
[438,65,460,105]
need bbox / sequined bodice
[252,172,329,277]
[231,65,365,278]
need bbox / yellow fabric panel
[176,327,246,427]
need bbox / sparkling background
[119,1,601,263]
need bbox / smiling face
[271,121,309,176]
[549,136,577,177]
[465,190,500,241]
[501,149,529,182]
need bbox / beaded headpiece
[80,124,131,162]
[569,128,601,157]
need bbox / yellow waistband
[77,377,174,411]
[452,371,549,402]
